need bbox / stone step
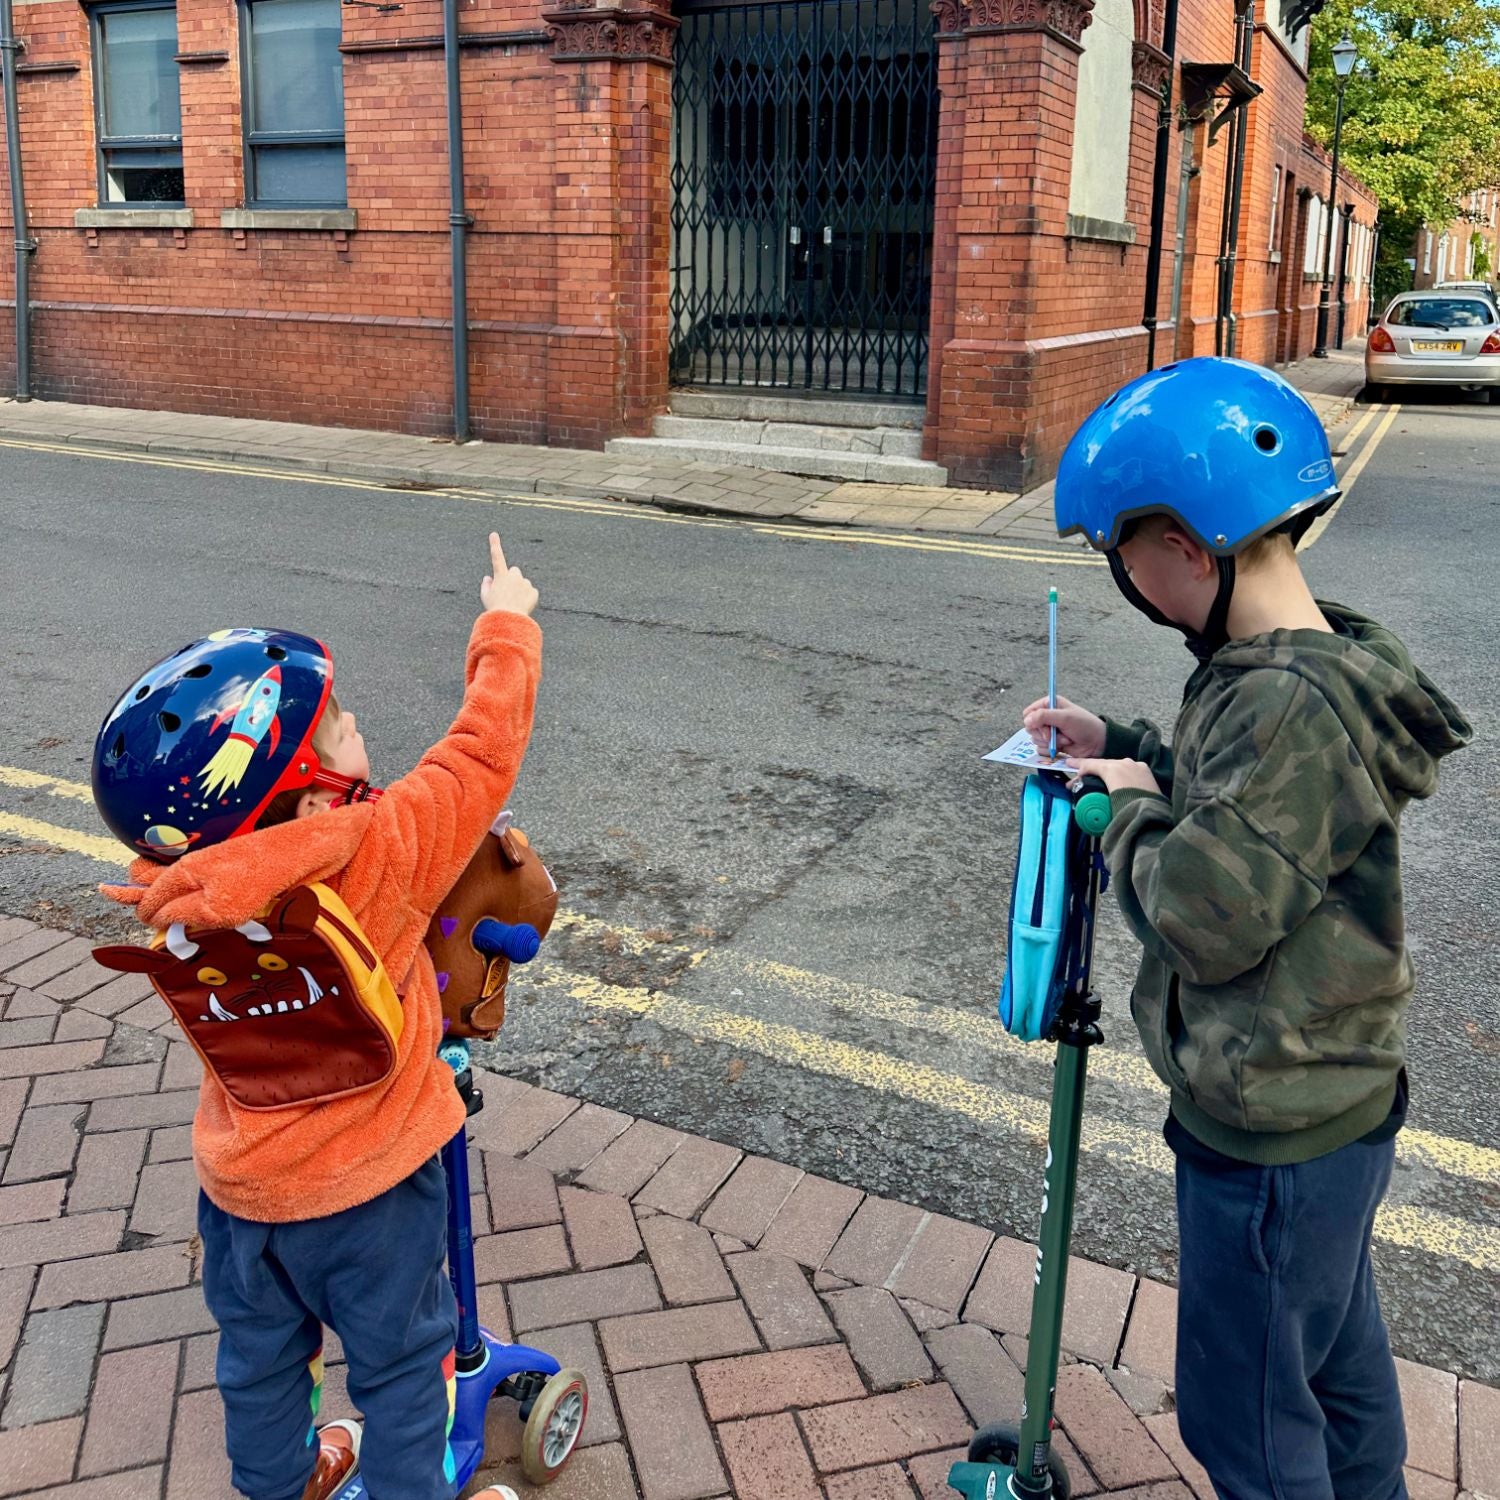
[668,390,925,430]
[603,436,948,486]
[651,415,925,459]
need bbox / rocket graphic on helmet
[93,628,334,862]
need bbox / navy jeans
[1171,1121,1408,1500]
[199,1156,459,1500]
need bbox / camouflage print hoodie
[1102,604,1470,1165]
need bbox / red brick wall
[0,0,1379,492]
[0,0,674,443]
[922,0,1375,490]
[1411,192,1500,292]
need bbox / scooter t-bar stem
[1013,1034,1091,1492]
[1013,787,1109,1490]
[951,784,1111,1500]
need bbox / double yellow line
[3,762,1498,1273]
[0,432,1095,569]
[1301,401,1401,550]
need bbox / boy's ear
[293,788,339,820]
[1161,526,1216,579]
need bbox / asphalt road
[1,390,1496,1380]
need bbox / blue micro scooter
[334,917,587,1499]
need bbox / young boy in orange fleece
[90,534,538,1500]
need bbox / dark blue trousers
[199,1156,459,1500]
[1171,1122,1408,1500]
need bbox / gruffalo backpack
[92,883,404,1111]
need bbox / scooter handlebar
[1071,774,1114,836]
[471,918,542,964]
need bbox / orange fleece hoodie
[102,611,542,1223]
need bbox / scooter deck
[325,1327,561,1497]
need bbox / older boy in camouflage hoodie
[1025,359,1469,1500]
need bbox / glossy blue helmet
[93,629,334,862]
[1054,357,1339,555]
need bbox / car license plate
[1411,340,1464,353]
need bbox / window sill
[1270,250,1282,264]
[221,208,356,231]
[1066,214,1137,246]
[76,208,194,229]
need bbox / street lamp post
[1314,35,1358,358]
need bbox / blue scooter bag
[998,771,1092,1042]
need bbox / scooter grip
[472,918,542,964]
[1071,774,1114,836]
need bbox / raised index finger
[488,531,507,578]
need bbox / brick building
[1411,189,1500,291]
[0,0,1375,491]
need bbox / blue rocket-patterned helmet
[1054,357,1340,555]
[93,628,334,862]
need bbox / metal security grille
[670,0,937,398]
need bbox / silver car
[1435,279,1499,305]
[1366,291,1500,400]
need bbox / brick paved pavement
[2,908,1488,1500]
[0,344,1365,545]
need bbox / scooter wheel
[968,1424,1072,1500]
[520,1368,588,1484]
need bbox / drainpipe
[1216,0,1254,358]
[1,0,33,400]
[1141,0,1181,370]
[443,0,471,443]
[1334,201,1353,347]
[1169,119,1197,340]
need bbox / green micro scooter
[954,591,1114,1500]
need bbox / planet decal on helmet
[136,824,202,856]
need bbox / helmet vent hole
[183,663,212,679]
[158,711,181,734]
[133,685,150,702]
[1254,425,1281,454]
[265,645,287,661]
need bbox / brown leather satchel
[424,815,559,1040]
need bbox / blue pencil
[1048,586,1058,761]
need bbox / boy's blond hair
[1123,512,1294,572]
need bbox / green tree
[1305,0,1500,225]
[1474,233,1494,279]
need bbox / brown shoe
[300,1419,362,1500]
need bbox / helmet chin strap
[1107,552,1238,663]
[310,768,384,807]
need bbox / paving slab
[0,901,1488,1500]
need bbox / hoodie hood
[101,802,377,931]
[1211,601,1471,810]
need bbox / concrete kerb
[0,359,1366,545]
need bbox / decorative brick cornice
[1131,40,1171,95]
[967,0,1094,48]
[543,1,678,64]
[930,0,970,37]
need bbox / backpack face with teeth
[94,885,399,1110]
